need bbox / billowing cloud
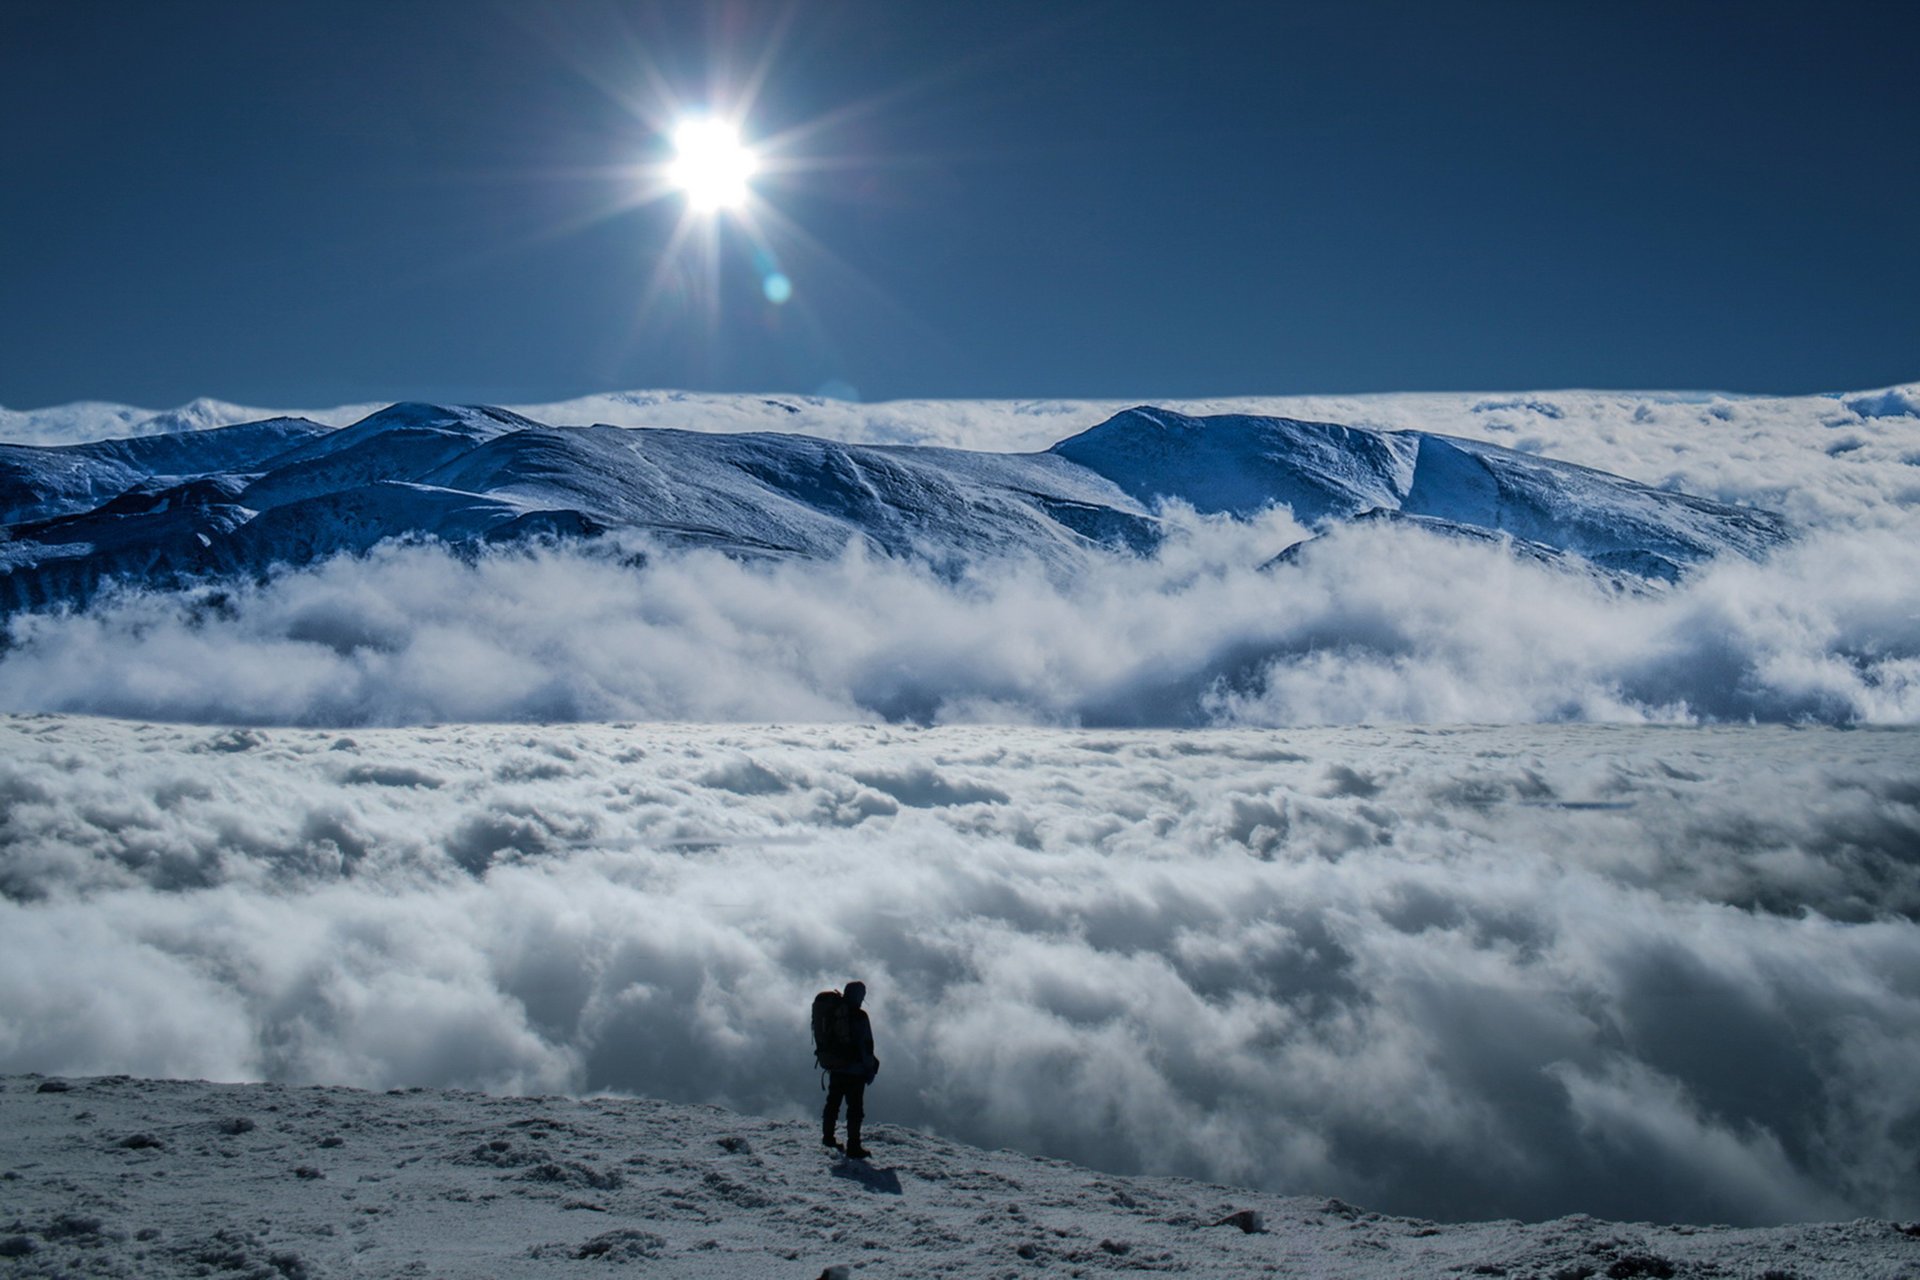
[2,716,1916,1226]
[1,512,1916,727]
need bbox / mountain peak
[1051,405,1418,524]
[345,402,543,433]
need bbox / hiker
[814,980,878,1158]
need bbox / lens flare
[667,118,757,212]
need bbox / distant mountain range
[0,403,1791,614]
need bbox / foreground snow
[5,1074,1916,1279]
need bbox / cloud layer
[2,513,1916,727]
[3,715,1917,1226]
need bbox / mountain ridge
[0,402,1790,615]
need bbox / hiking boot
[844,1143,870,1159]
[821,1135,843,1151]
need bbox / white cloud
[2,509,1916,728]
[2,716,1916,1225]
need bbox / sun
[519,19,919,351]
[667,117,758,213]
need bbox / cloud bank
[2,513,1917,727]
[3,716,1917,1226]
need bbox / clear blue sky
[3,0,1916,409]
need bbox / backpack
[811,989,857,1071]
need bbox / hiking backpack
[811,989,857,1071]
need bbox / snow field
[4,1074,1917,1278]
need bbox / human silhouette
[817,980,878,1158]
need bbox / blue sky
[3,0,1916,408]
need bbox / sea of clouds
[3,715,1916,1227]
[2,389,1917,1226]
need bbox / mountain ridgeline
[0,403,1790,614]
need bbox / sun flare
[667,117,758,213]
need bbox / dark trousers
[823,1073,865,1144]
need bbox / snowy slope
[0,401,1784,615]
[235,403,537,512]
[1053,407,1419,523]
[4,1074,1916,1279]
[418,424,1163,565]
[1052,407,1788,582]
[0,417,330,525]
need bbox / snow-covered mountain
[0,396,379,448]
[0,401,1788,614]
[1053,407,1788,580]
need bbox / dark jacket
[832,1007,878,1082]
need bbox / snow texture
[3,1073,1916,1278]
[4,716,1918,1230]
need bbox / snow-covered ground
[6,1072,1918,1279]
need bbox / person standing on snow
[816,980,878,1158]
